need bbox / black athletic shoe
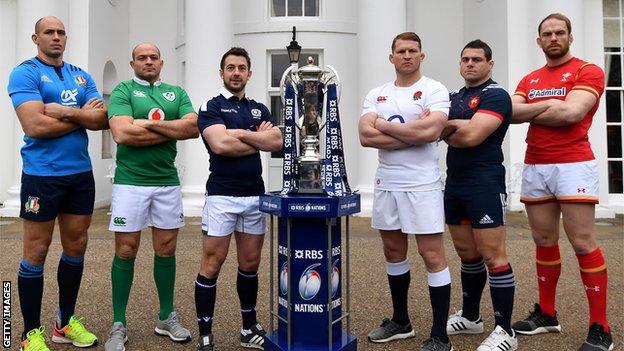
[196,334,214,351]
[240,323,266,350]
[579,323,614,351]
[512,303,561,335]
[367,318,415,343]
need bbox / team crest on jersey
[413,91,422,101]
[561,72,572,82]
[25,196,40,214]
[377,96,387,103]
[251,108,262,119]
[74,75,87,87]
[133,90,146,98]
[468,96,480,109]
[162,92,176,102]
[40,75,52,83]
[148,107,165,120]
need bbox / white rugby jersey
[361,76,450,191]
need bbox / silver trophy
[280,28,341,194]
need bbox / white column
[181,0,233,216]
[0,0,68,217]
[0,0,17,211]
[356,0,406,216]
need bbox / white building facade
[0,0,622,217]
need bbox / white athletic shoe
[476,326,518,351]
[446,310,484,335]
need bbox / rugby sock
[154,255,176,320]
[428,267,451,343]
[489,263,515,336]
[195,274,217,335]
[18,259,44,336]
[536,245,561,317]
[460,258,487,321]
[111,255,135,326]
[386,259,411,326]
[57,253,84,327]
[577,248,610,332]
[237,268,259,329]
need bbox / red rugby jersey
[515,57,605,164]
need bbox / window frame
[269,0,321,19]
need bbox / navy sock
[388,271,411,325]
[237,268,259,329]
[460,258,487,321]
[489,264,515,335]
[57,253,84,327]
[428,268,451,343]
[18,259,44,336]
[195,274,217,335]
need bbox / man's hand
[81,97,104,110]
[419,108,431,119]
[256,121,274,131]
[374,116,389,131]
[226,129,246,139]
[132,118,152,128]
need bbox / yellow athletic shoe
[20,327,50,351]
[51,316,98,347]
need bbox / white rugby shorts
[372,189,444,234]
[521,160,599,204]
[201,195,265,237]
[109,184,185,232]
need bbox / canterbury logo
[113,217,126,226]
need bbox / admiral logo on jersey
[528,87,566,100]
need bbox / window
[271,0,319,17]
[268,52,320,157]
[604,0,624,194]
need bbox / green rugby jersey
[108,77,195,186]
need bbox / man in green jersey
[104,43,198,351]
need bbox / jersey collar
[133,76,162,87]
[220,86,247,101]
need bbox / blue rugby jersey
[446,79,511,188]
[7,57,102,176]
[197,87,274,196]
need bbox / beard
[43,49,62,59]
[543,43,570,60]
[224,79,246,94]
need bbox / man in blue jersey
[442,40,517,351]
[194,47,282,351]
[7,16,108,351]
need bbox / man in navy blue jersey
[441,40,517,351]
[194,47,282,351]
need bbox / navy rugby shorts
[444,186,507,229]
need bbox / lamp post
[287,26,301,66]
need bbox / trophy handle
[324,65,341,105]
[279,65,298,104]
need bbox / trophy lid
[298,56,324,80]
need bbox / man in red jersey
[511,13,612,351]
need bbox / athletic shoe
[367,318,415,343]
[197,334,215,351]
[240,323,266,349]
[154,311,192,343]
[104,322,127,351]
[51,316,98,347]
[477,325,518,351]
[421,337,454,351]
[447,310,484,335]
[20,327,50,351]
[512,303,561,335]
[579,323,614,351]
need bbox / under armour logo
[584,285,600,292]
[530,78,540,84]
[538,276,546,282]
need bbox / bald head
[132,43,161,60]
[35,16,64,34]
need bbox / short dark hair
[538,13,572,35]
[391,32,422,52]
[220,47,251,70]
[461,39,492,61]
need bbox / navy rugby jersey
[197,87,273,196]
[446,79,511,188]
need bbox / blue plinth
[260,193,360,351]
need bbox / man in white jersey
[358,32,452,351]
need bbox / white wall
[0,0,17,206]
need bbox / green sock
[154,255,176,320]
[111,255,135,326]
